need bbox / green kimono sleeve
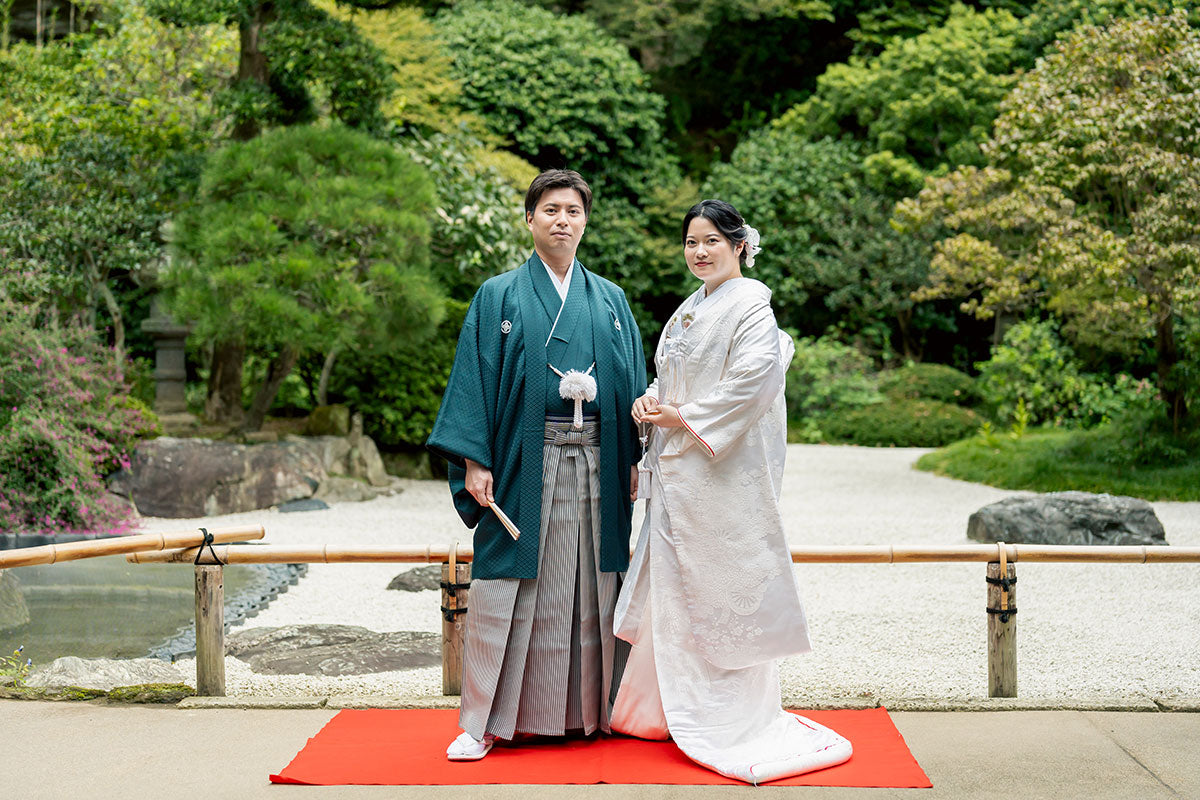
[426,295,494,529]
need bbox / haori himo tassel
[549,362,597,429]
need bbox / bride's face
[684,216,743,291]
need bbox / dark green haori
[427,252,646,580]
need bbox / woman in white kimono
[610,199,852,784]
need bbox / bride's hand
[644,404,684,428]
[631,395,659,422]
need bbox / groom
[427,169,645,760]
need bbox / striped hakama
[459,418,623,740]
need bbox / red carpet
[270,708,930,787]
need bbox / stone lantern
[141,296,196,427]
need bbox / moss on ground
[916,428,1200,501]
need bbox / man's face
[526,187,587,262]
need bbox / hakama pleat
[612,491,851,783]
[459,420,620,740]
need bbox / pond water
[0,555,295,666]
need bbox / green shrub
[820,399,981,447]
[328,299,470,449]
[785,335,882,423]
[879,363,981,407]
[977,319,1156,428]
[0,297,157,534]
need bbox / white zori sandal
[446,731,497,761]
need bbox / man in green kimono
[427,169,646,760]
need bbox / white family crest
[500,320,512,334]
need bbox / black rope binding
[986,606,1017,622]
[440,579,471,622]
[193,527,225,566]
[986,574,1017,621]
[439,580,472,598]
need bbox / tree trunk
[205,341,245,424]
[1154,310,1188,434]
[316,346,339,407]
[242,344,300,432]
[231,2,271,141]
[895,308,921,362]
[96,280,125,380]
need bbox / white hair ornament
[742,224,762,268]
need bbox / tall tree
[896,12,1200,430]
[163,123,444,431]
[149,0,399,422]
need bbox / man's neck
[536,248,574,279]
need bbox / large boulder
[226,624,439,675]
[25,657,185,691]
[107,437,325,517]
[967,492,1168,546]
[0,570,30,631]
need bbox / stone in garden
[226,624,439,676]
[293,434,398,493]
[25,656,185,691]
[387,565,442,592]
[305,404,352,436]
[278,498,330,513]
[107,437,326,517]
[314,476,401,503]
[0,570,30,631]
[967,492,1168,547]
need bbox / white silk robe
[612,277,850,783]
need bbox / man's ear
[525,212,534,231]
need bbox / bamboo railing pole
[1,525,265,569]
[128,544,474,564]
[194,564,226,697]
[128,543,1200,565]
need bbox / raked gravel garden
[139,444,1200,709]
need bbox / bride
[610,199,852,784]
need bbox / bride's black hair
[681,199,749,265]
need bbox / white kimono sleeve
[675,301,785,459]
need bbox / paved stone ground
[137,445,1200,707]
[3,701,1199,799]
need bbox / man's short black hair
[524,169,593,219]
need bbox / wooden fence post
[987,558,1017,698]
[441,548,471,696]
[194,565,226,696]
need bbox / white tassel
[550,363,597,429]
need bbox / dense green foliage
[975,320,1155,428]
[916,416,1200,500]
[779,5,1026,179]
[821,398,983,447]
[328,300,469,448]
[704,133,933,355]
[0,135,166,366]
[784,335,882,422]
[435,0,674,201]
[400,131,533,297]
[897,13,1200,429]
[163,123,443,428]
[879,363,981,406]
[0,296,158,534]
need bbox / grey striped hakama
[459,418,622,740]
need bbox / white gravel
[138,445,1200,705]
